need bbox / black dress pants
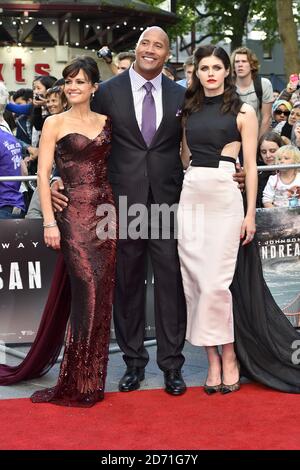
[113,190,187,371]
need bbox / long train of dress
[0,120,117,407]
[0,254,70,384]
[231,237,300,393]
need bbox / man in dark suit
[52,26,187,395]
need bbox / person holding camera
[278,73,300,105]
[97,47,135,76]
[30,75,57,139]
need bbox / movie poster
[256,207,300,326]
[0,219,58,344]
[0,219,155,344]
[2,208,298,345]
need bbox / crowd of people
[1,27,300,407]
[1,42,300,218]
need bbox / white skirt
[177,162,244,346]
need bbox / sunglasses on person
[274,109,290,116]
[46,85,62,94]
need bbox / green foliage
[141,0,197,40]
[141,0,300,50]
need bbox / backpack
[253,76,263,110]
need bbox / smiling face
[134,27,170,80]
[196,55,229,95]
[63,69,97,105]
[46,93,64,114]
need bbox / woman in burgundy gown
[0,57,116,407]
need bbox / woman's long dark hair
[182,45,242,119]
[62,56,100,84]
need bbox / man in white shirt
[231,46,273,138]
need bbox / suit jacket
[92,70,185,208]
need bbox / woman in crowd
[44,86,68,116]
[263,145,300,208]
[25,86,68,219]
[256,131,285,207]
[0,57,117,408]
[177,44,300,395]
[291,120,300,150]
[271,100,292,128]
[274,102,300,142]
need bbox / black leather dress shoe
[118,367,145,392]
[164,369,186,396]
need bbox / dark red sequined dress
[0,118,116,407]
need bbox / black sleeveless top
[186,94,241,168]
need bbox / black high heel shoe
[204,383,222,395]
[220,380,240,394]
[221,361,240,394]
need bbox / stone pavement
[0,341,209,399]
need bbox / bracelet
[43,221,57,228]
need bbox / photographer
[97,46,135,77]
[31,75,57,133]
[97,46,117,77]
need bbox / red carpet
[0,383,299,450]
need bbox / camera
[34,94,43,101]
[96,46,112,62]
[289,73,300,90]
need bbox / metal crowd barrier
[1,163,300,361]
[1,163,300,182]
[257,163,300,171]
[0,176,38,181]
[0,341,157,363]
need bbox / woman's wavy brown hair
[182,44,243,120]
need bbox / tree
[142,0,300,61]
[192,0,253,51]
[276,0,300,77]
